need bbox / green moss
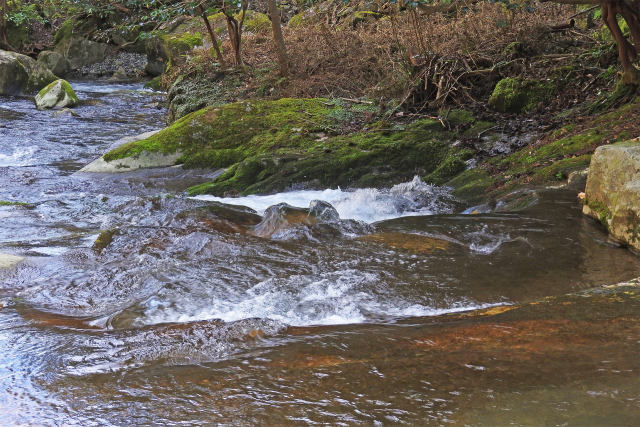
[162,31,203,62]
[0,200,31,207]
[144,76,163,91]
[447,168,494,202]
[585,199,612,230]
[37,79,79,104]
[104,97,485,196]
[53,19,73,45]
[93,229,118,254]
[445,109,475,127]
[488,77,556,113]
[288,13,307,28]
[347,10,384,28]
[242,11,270,32]
[531,154,592,182]
[167,71,243,122]
[503,41,527,59]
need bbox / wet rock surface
[34,79,79,110]
[583,139,640,251]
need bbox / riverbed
[1,82,640,424]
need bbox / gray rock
[145,36,168,76]
[34,79,79,110]
[54,36,110,70]
[37,50,70,76]
[0,50,29,95]
[0,50,57,95]
[583,140,640,252]
[308,200,340,222]
[79,130,182,173]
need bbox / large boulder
[54,36,110,70]
[583,140,640,252]
[34,79,79,110]
[37,50,70,76]
[0,50,58,95]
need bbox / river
[1,82,640,424]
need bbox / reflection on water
[1,82,640,424]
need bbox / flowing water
[1,82,640,425]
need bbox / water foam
[192,176,455,223]
[131,269,501,327]
[0,146,37,167]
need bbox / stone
[308,200,340,222]
[54,36,110,70]
[0,252,24,270]
[79,130,180,173]
[110,67,129,81]
[0,50,29,95]
[37,50,70,76]
[250,203,317,238]
[583,140,640,252]
[144,36,168,76]
[34,79,79,110]
[0,50,57,95]
[52,108,80,118]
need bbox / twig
[339,97,374,105]
[568,5,599,20]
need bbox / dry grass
[175,2,597,111]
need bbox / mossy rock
[144,76,163,91]
[449,98,640,203]
[34,79,79,110]
[488,77,556,113]
[53,19,74,45]
[0,50,57,95]
[101,98,478,196]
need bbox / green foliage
[5,1,44,26]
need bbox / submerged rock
[0,252,24,270]
[52,108,80,118]
[0,50,57,95]
[251,203,318,238]
[583,140,640,252]
[34,79,79,110]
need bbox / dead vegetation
[169,1,619,115]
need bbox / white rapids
[192,176,457,223]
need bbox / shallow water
[1,82,640,424]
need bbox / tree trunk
[222,2,246,67]
[225,15,242,66]
[267,0,289,76]
[0,0,10,50]
[543,0,640,86]
[198,5,226,68]
[601,0,640,86]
